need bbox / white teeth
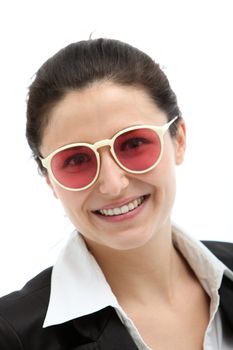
[121,205,129,214]
[98,196,145,217]
[113,208,121,215]
[100,209,114,216]
[128,202,134,211]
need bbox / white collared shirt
[43,226,233,349]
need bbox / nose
[97,148,129,196]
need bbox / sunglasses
[40,116,178,191]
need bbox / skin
[40,82,209,349]
[41,81,186,252]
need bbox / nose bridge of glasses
[93,138,113,151]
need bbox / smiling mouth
[95,195,149,217]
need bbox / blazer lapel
[202,240,233,332]
[219,275,233,332]
[72,306,139,349]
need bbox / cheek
[58,193,89,232]
[143,146,177,186]
[50,183,87,216]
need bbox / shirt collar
[172,225,231,292]
[43,231,119,327]
[43,226,232,328]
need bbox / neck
[84,224,191,305]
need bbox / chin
[102,227,155,251]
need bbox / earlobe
[45,175,58,199]
[175,120,186,165]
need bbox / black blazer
[0,241,232,349]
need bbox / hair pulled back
[26,38,181,174]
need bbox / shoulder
[0,266,52,312]
[201,240,233,270]
[0,267,53,349]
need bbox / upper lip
[92,194,148,212]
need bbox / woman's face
[41,82,186,251]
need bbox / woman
[0,38,232,349]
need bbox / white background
[0,0,232,296]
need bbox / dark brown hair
[26,38,181,174]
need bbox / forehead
[41,82,167,155]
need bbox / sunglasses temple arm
[166,116,179,132]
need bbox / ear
[174,119,186,165]
[45,175,58,199]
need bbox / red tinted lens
[113,128,161,171]
[51,146,98,189]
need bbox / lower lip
[94,196,149,223]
